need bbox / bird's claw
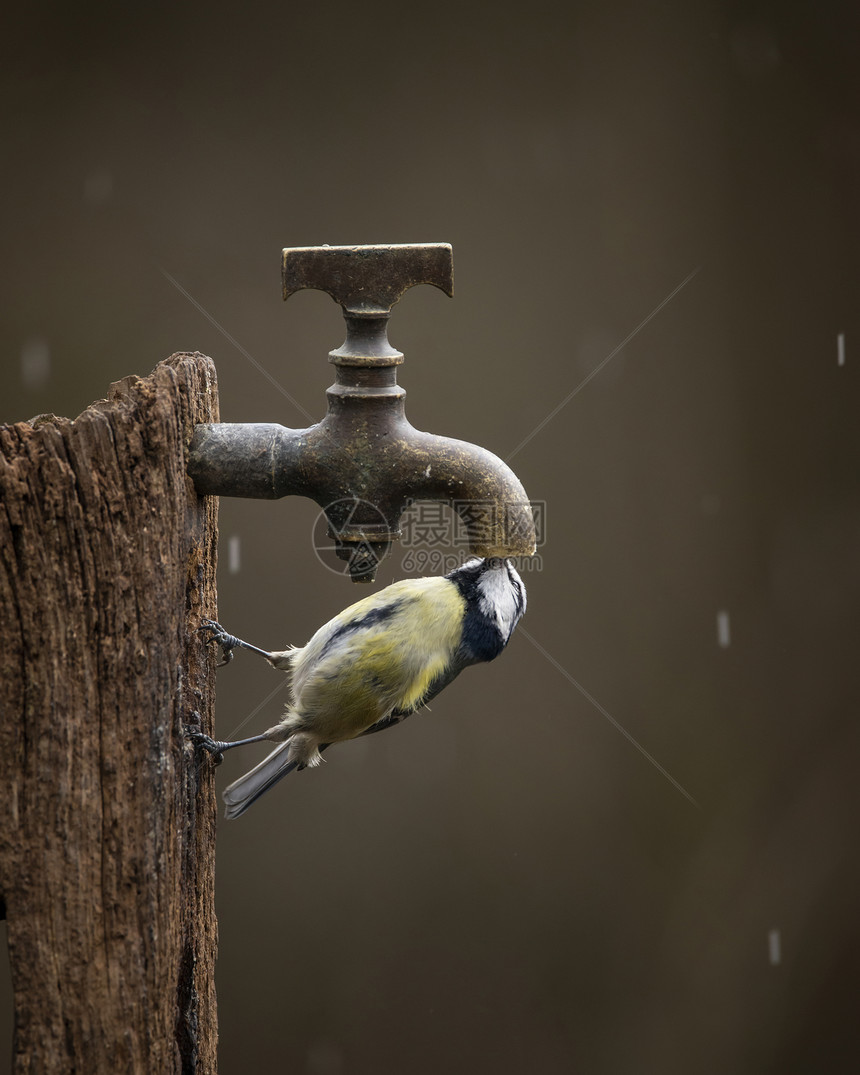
[187,728,224,765]
[199,618,238,666]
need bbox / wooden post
[0,353,220,1073]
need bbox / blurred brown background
[2,1,859,1071]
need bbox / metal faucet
[188,243,536,582]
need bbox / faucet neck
[329,312,403,368]
[327,312,407,403]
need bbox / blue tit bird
[191,556,526,818]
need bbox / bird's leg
[187,728,276,765]
[199,619,274,667]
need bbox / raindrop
[20,338,51,390]
[837,333,845,366]
[716,610,731,648]
[228,535,241,574]
[768,928,781,965]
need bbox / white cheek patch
[476,564,524,642]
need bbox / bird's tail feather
[222,741,299,820]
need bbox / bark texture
[0,353,220,1073]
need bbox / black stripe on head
[445,557,486,593]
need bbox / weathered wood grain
[0,353,220,1073]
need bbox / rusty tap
[188,243,536,582]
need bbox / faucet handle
[282,243,453,316]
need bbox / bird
[190,556,526,818]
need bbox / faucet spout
[188,411,535,582]
[390,428,536,557]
